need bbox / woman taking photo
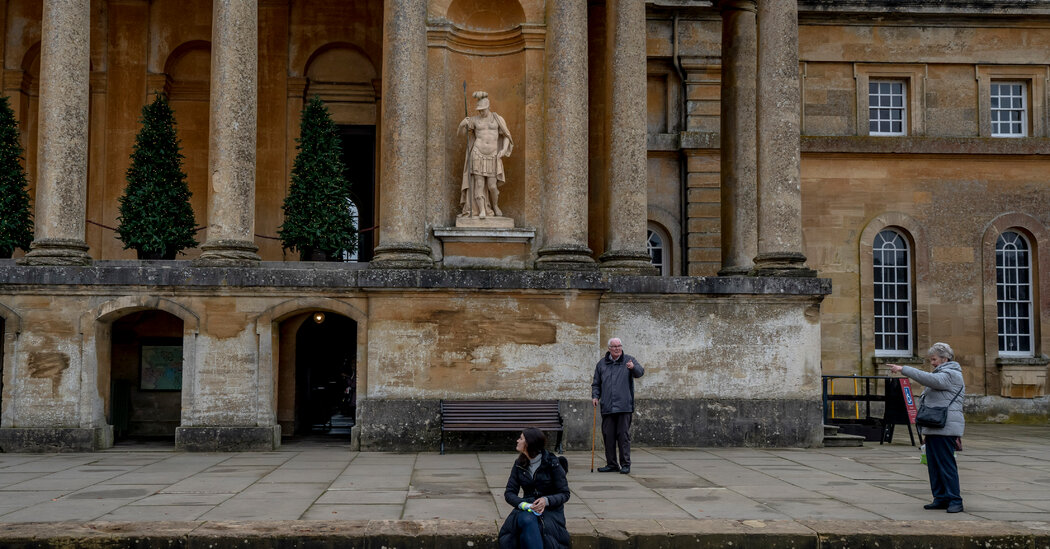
[888,342,965,513]
[498,427,570,549]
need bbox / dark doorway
[294,313,357,436]
[110,310,184,444]
[338,125,376,262]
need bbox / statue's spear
[463,81,468,117]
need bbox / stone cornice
[0,261,831,296]
[801,136,1050,155]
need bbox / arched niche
[447,0,525,31]
[149,40,210,256]
[302,43,379,126]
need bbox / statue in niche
[458,91,514,219]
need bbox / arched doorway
[277,312,357,438]
[109,310,184,444]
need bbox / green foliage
[0,95,33,257]
[279,96,357,259]
[117,94,198,258]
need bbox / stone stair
[822,424,865,447]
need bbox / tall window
[991,82,1027,137]
[996,231,1033,356]
[869,81,906,136]
[873,229,912,356]
[647,225,670,276]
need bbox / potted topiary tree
[116,93,198,260]
[279,96,357,261]
[0,95,33,259]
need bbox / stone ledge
[0,261,831,296]
[0,519,1046,548]
[802,136,1050,156]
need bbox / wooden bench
[439,400,564,455]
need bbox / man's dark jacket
[591,352,644,415]
[498,449,570,549]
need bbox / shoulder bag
[915,384,964,428]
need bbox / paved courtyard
[0,424,1047,524]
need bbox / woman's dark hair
[515,427,547,466]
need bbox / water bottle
[518,501,543,516]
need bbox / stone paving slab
[0,424,1047,546]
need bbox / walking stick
[590,402,597,472]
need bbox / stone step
[823,424,840,436]
[823,432,866,447]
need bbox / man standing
[591,337,644,474]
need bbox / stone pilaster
[371,0,432,268]
[600,0,657,274]
[18,0,91,266]
[536,0,595,269]
[196,0,261,266]
[753,0,815,277]
[717,1,758,276]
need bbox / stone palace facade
[0,0,1045,451]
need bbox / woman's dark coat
[498,449,571,549]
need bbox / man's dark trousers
[602,412,632,468]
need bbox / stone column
[196,0,261,266]
[371,0,432,268]
[19,0,91,266]
[536,0,595,269]
[753,0,814,277]
[600,0,657,274]
[717,0,758,276]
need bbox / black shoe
[946,503,964,513]
[924,501,949,510]
[619,465,630,474]
[597,465,620,473]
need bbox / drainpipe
[672,13,689,276]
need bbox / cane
[590,402,597,473]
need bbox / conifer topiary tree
[279,96,357,260]
[117,93,198,259]
[0,95,33,258]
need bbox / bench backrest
[440,400,562,430]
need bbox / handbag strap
[920,381,964,406]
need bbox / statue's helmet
[473,90,490,111]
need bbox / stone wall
[0,263,828,451]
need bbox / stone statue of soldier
[458,91,514,219]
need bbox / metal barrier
[821,375,916,445]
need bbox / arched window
[647,223,670,276]
[873,229,912,356]
[342,198,359,262]
[996,231,1033,356]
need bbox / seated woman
[498,428,570,549]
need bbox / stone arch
[304,43,378,84]
[446,0,526,30]
[296,43,380,127]
[160,40,211,99]
[857,212,931,374]
[78,297,200,445]
[255,298,368,437]
[980,212,1050,396]
[432,0,540,26]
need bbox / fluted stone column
[196,0,261,266]
[717,0,758,276]
[753,0,815,277]
[536,0,595,269]
[371,0,432,268]
[19,0,91,266]
[600,0,657,274]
